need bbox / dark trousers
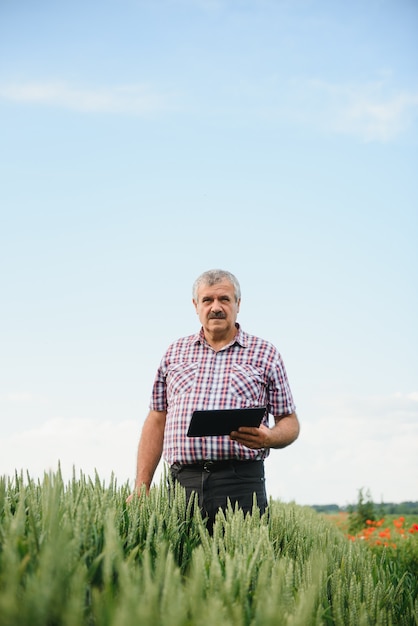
[169,460,268,532]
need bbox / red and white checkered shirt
[150,324,296,465]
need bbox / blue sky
[1,0,417,505]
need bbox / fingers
[230,427,265,449]
[230,425,270,449]
[126,484,150,503]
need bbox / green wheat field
[0,469,417,626]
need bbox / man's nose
[211,299,222,311]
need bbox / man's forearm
[135,410,166,491]
[269,412,300,448]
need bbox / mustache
[208,312,226,319]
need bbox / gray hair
[192,269,241,302]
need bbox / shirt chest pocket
[166,362,198,397]
[230,364,264,404]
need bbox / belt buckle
[203,461,215,472]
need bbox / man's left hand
[229,424,271,449]
[230,412,300,449]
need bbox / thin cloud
[1,392,49,405]
[318,390,418,423]
[0,81,172,115]
[306,78,418,142]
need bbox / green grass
[0,469,417,625]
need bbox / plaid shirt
[150,324,296,465]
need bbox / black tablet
[186,407,266,437]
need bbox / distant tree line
[311,495,418,516]
[375,501,418,515]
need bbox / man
[128,269,299,530]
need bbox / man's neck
[203,327,238,352]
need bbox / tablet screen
[186,407,266,437]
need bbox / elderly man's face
[193,280,240,340]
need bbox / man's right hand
[126,483,150,503]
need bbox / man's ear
[237,298,241,313]
[192,298,198,313]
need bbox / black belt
[171,459,262,473]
